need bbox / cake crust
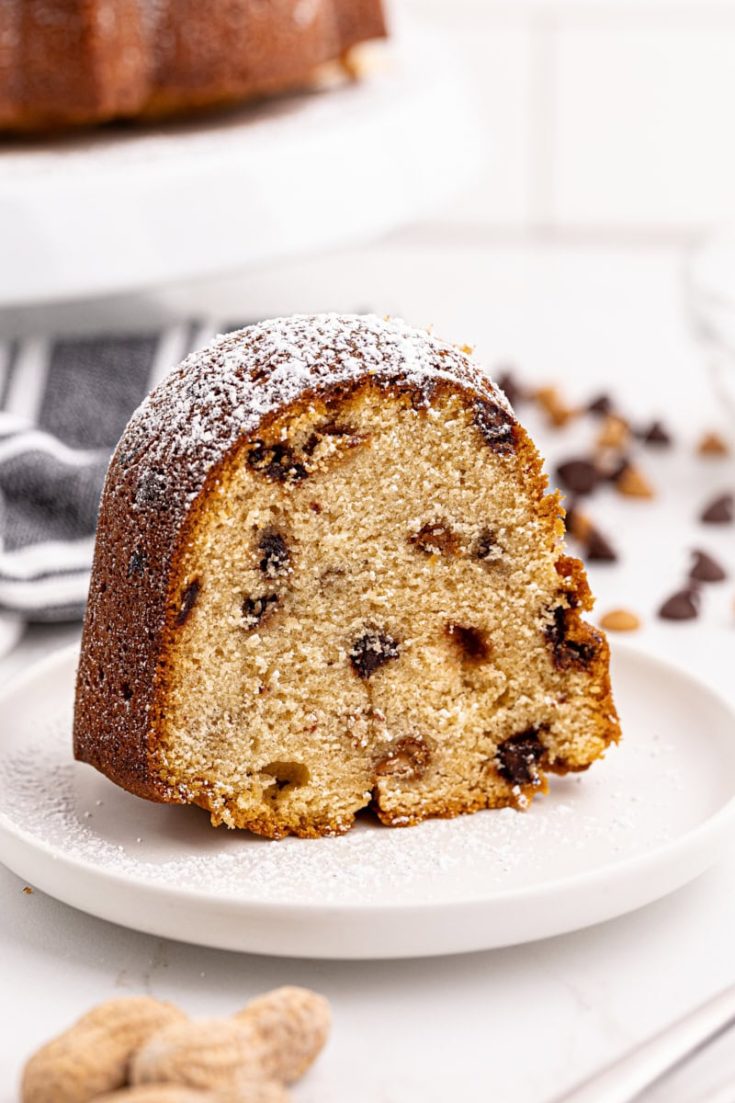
[74,314,620,836]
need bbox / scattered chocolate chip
[247,441,308,483]
[375,736,432,780]
[700,493,733,524]
[474,527,498,560]
[242,593,279,628]
[640,420,672,446]
[446,623,492,662]
[555,458,600,496]
[496,729,545,786]
[587,394,613,417]
[496,370,523,408]
[175,579,200,626]
[545,605,598,670]
[473,399,516,454]
[410,521,459,556]
[127,548,147,578]
[585,527,618,562]
[350,631,400,679]
[690,549,727,583]
[658,588,700,621]
[258,531,291,577]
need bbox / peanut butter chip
[600,609,641,632]
[615,465,655,499]
[697,431,730,457]
[596,415,630,450]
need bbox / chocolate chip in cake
[127,548,147,578]
[410,521,459,556]
[640,420,672,446]
[175,579,200,626]
[700,493,733,524]
[446,623,492,662]
[473,399,516,454]
[242,593,279,628]
[545,605,598,670]
[350,631,400,679]
[121,682,133,701]
[258,531,291,577]
[585,527,618,563]
[587,393,613,417]
[555,458,600,496]
[496,729,545,785]
[247,441,308,483]
[474,527,499,560]
[658,587,700,621]
[689,549,727,583]
[375,736,432,780]
[135,468,168,506]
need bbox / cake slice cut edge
[73,314,621,838]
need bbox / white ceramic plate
[0,25,478,307]
[1,643,734,960]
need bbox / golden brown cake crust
[74,314,620,836]
[0,0,387,132]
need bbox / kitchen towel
[0,318,255,623]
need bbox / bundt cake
[0,0,386,132]
[73,314,620,839]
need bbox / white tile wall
[397,0,735,234]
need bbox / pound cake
[74,314,620,838]
[0,0,386,132]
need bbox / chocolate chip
[350,631,400,679]
[496,370,523,408]
[555,458,600,496]
[473,399,516,454]
[545,605,598,670]
[474,527,498,560]
[689,549,727,583]
[127,548,147,578]
[587,394,613,416]
[135,468,168,506]
[585,527,618,563]
[446,623,492,662]
[247,441,308,483]
[258,531,290,577]
[496,729,545,785]
[375,736,432,780]
[658,588,700,621]
[410,521,459,556]
[175,579,200,626]
[700,493,733,524]
[242,593,279,628]
[640,420,672,446]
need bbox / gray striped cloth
[0,318,254,624]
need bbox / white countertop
[1,237,734,1102]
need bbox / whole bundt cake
[73,314,620,839]
[0,0,386,131]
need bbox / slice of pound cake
[74,314,620,838]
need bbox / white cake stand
[0,27,479,307]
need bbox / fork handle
[550,985,735,1103]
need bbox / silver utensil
[550,985,735,1103]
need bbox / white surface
[1,240,735,1098]
[397,0,735,233]
[2,645,734,961]
[0,29,476,307]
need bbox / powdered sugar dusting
[119,314,509,514]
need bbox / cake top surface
[119,313,510,512]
